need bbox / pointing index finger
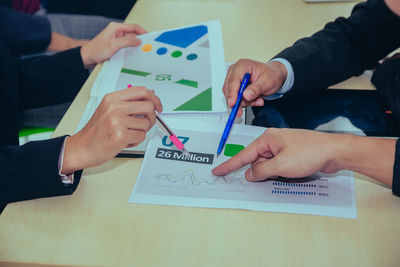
[212,138,263,176]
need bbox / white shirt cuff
[58,136,74,185]
[263,58,295,100]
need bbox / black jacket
[275,0,400,94]
[0,41,87,212]
[0,6,51,56]
[274,0,400,196]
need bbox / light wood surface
[1,0,399,266]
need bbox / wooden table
[1,0,399,266]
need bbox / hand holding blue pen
[217,73,251,156]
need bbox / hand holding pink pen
[127,84,189,156]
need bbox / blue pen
[217,73,251,156]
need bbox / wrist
[330,134,357,171]
[62,133,91,174]
[269,61,288,90]
[80,45,96,69]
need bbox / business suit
[252,0,400,196]
[254,0,400,127]
[0,41,87,212]
[274,0,400,94]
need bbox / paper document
[76,20,228,154]
[129,120,357,219]
[96,20,226,114]
[78,20,226,128]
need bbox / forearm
[47,32,89,52]
[335,134,396,186]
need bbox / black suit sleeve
[0,43,87,211]
[0,136,83,211]
[371,58,400,197]
[275,0,400,93]
[16,47,88,109]
[0,6,51,56]
[372,58,400,119]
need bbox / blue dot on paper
[157,47,167,55]
[186,53,198,60]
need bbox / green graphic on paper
[156,74,172,81]
[224,144,245,157]
[174,88,212,111]
[175,79,198,88]
[121,68,151,77]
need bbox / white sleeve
[263,58,294,100]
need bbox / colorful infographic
[129,121,357,219]
[113,21,226,113]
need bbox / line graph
[154,168,247,186]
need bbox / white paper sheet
[129,120,357,219]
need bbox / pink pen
[155,112,189,156]
[127,84,189,156]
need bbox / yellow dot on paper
[142,43,152,52]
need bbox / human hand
[223,59,287,117]
[212,128,344,181]
[62,87,162,174]
[80,22,147,68]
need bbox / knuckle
[108,116,121,130]
[106,103,118,114]
[237,58,251,66]
[236,58,246,65]
[111,129,125,144]
[135,86,149,96]
[103,93,114,104]
[138,86,148,92]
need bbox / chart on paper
[129,122,357,218]
[154,169,247,186]
[113,21,226,113]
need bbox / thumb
[245,157,280,181]
[242,81,267,102]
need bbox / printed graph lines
[155,168,246,186]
